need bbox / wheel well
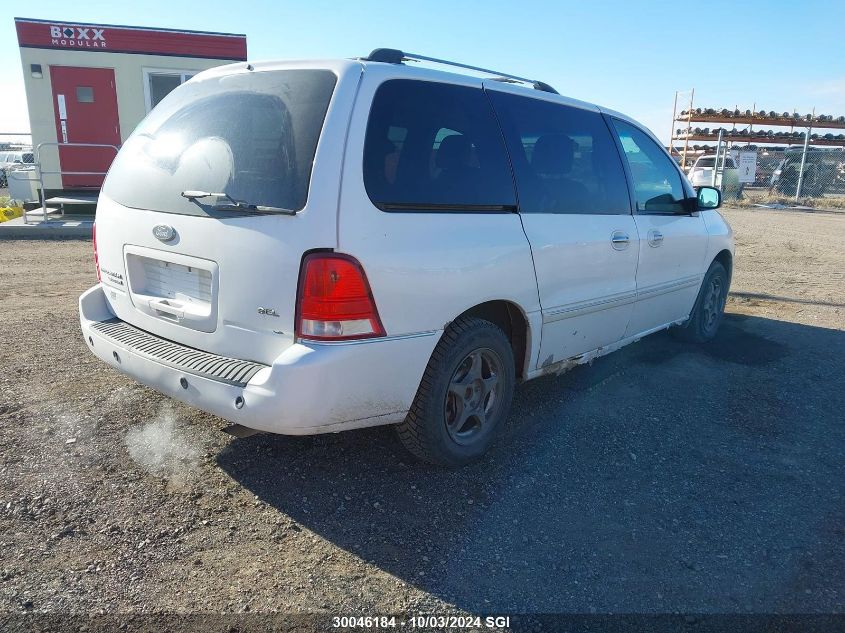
[456,301,529,380]
[714,249,733,281]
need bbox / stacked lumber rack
[676,109,845,146]
[669,101,845,170]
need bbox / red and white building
[15,17,247,195]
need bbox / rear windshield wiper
[180,190,296,216]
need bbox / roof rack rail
[364,48,559,95]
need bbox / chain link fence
[682,143,845,208]
[761,147,845,199]
[741,147,845,209]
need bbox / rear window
[697,156,735,169]
[103,69,337,215]
[363,80,516,211]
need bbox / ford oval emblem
[152,224,176,242]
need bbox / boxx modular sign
[49,25,107,49]
[15,18,247,60]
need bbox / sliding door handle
[648,230,664,247]
[611,231,630,250]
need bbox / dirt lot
[0,207,843,624]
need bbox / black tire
[396,316,515,467]
[673,261,728,343]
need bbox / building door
[50,66,121,188]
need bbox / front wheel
[396,316,515,466]
[673,260,728,343]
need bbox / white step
[25,207,61,217]
[45,195,99,205]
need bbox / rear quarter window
[363,79,516,211]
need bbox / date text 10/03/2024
[332,616,512,629]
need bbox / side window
[488,91,630,215]
[611,119,686,214]
[363,80,516,211]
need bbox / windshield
[697,156,735,169]
[2,152,34,164]
[103,69,337,215]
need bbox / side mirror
[696,186,721,210]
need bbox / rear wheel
[673,261,728,343]
[397,316,515,466]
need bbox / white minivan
[80,50,733,465]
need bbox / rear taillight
[296,253,385,341]
[92,222,101,282]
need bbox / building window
[76,86,94,103]
[144,70,196,111]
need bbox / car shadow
[216,314,845,612]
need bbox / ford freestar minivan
[80,50,733,465]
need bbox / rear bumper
[79,284,439,435]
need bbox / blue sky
[2,0,844,143]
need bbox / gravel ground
[0,207,843,623]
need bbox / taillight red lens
[92,222,101,282]
[296,253,385,341]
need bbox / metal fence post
[712,129,724,187]
[795,121,812,201]
[682,89,694,170]
[38,157,46,218]
[669,90,679,158]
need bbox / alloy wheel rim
[444,348,502,445]
[702,276,725,333]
